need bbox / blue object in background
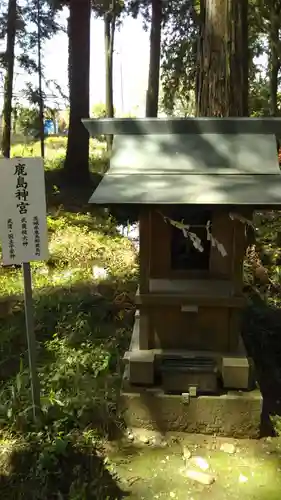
[44,119,55,135]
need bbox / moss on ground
[108,433,281,499]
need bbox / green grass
[10,136,106,162]
[0,137,137,498]
[9,136,109,182]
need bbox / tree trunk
[1,0,17,158]
[67,16,72,90]
[197,0,248,117]
[37,0,45,158]
[64,0,91,185]
[269,1,280,116]
[104,2,116,151]
[12,105,17,133]
[146,0,162,117]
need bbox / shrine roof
[83,119,281,205]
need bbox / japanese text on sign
[0,158,49,265]
[33,216,41,256]
[7,218,15,261]
[15,162,29,215]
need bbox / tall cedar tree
[197,0,248,117]
[269,1,281,116]
[146,0,162,117]
[37,0,45,157]
[64,0,91,184]
[104,0,116,150]
[1,0,17,158]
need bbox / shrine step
[121,366,263,439]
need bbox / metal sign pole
[22,262,41,420]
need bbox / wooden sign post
[0,158,49,420]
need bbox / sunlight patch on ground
[107,433,281,499]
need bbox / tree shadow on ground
[45,167,139,233]
[0,439,129,499]
[242,292,281,436]
[45,167,103,214]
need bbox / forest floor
[107,431,281,499]
[0,137,280,498]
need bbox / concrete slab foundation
[121,368,263,439]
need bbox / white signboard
[0,158,49,265]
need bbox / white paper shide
[0,158,49,265]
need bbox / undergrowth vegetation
[0,137,137,498]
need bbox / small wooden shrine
[84,117,281,435]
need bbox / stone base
[124,314,253,391]
[121,368,263,438]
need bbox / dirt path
[107,431,281,499]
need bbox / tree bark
[1,0,17,158]
[104,2,116,151]
[37,0,44,158]
[64,0,91,185]
[146,0,162,117]
[269,1,280,116]
[12,105,17,133]
[197,0,248,117]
